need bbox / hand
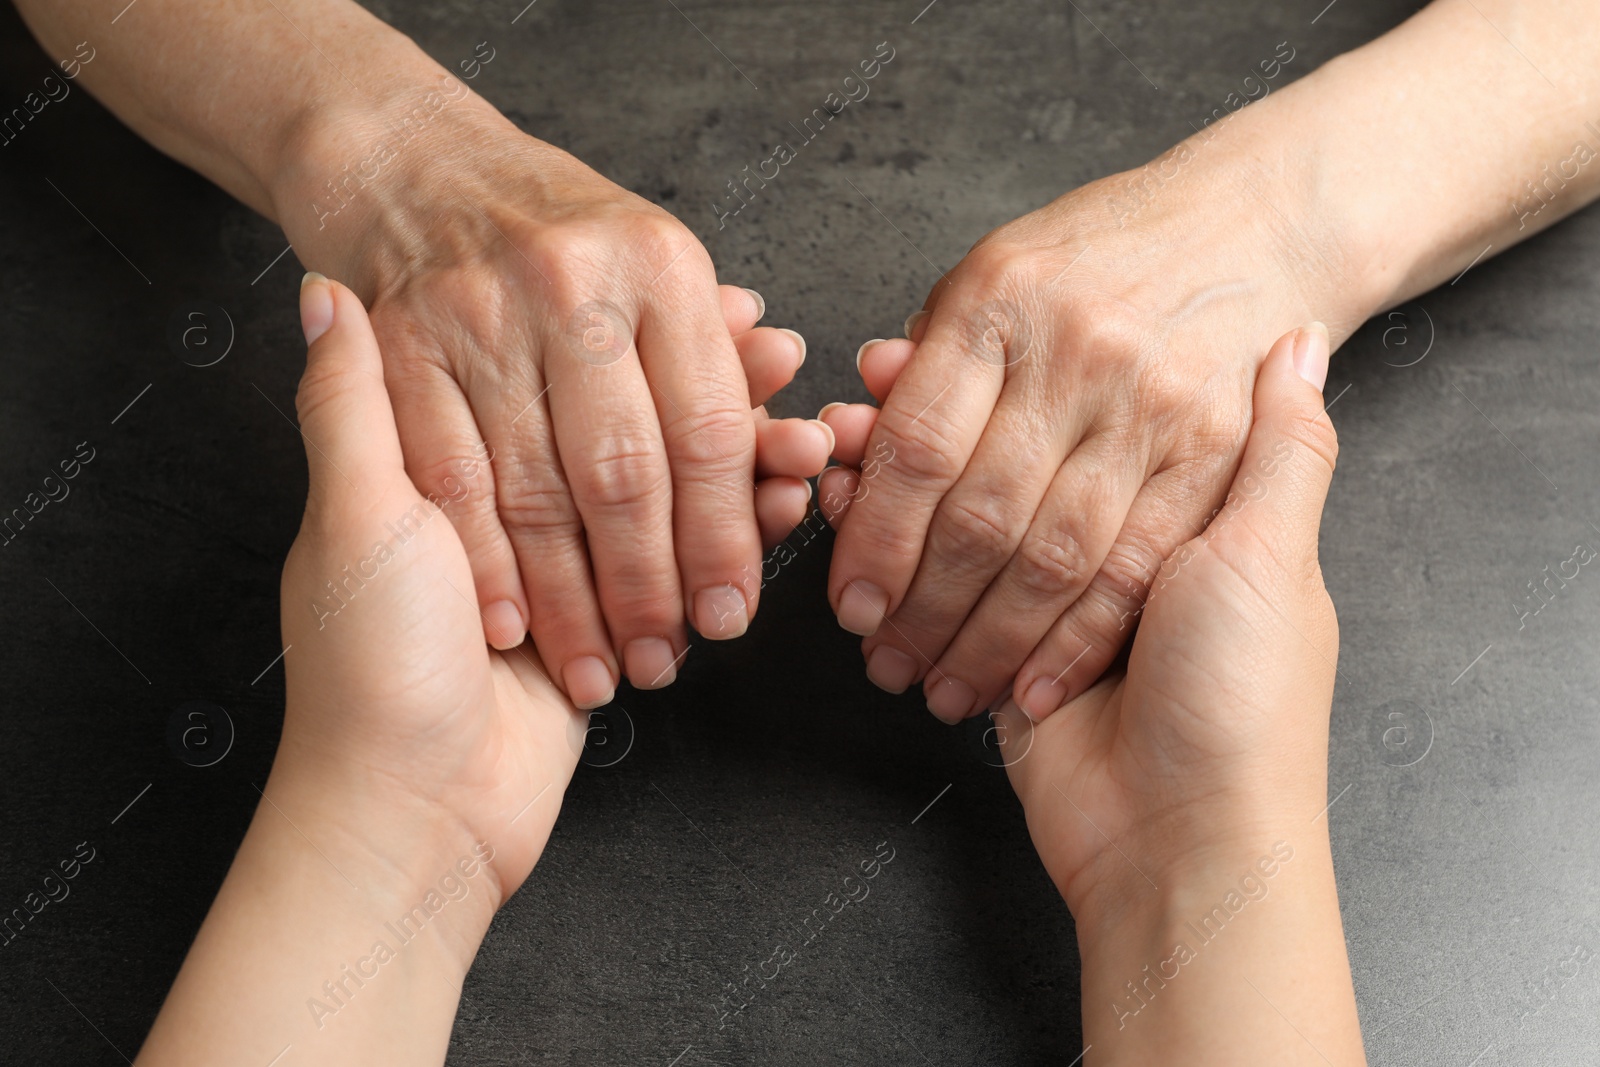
[992,324,1339,918]
[277,97,829,708]
[992,324,1363,1064]
[828,324,1362,1065]
[826,322,1336,889]
[275,274,828,896]
[277,274,587,908]
[821,126,1361,723]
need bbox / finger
[296,274,405,500]
[858,393,1077,717]
[720,284,766,334]
[365,290,533,652]
[904,309,931,343]
[1207,321,1337,570]
[470,368,624,704]
[827,308,1006,636]
[755,417,832,479]
[856,337,916,403]
[905,279,958,344]
[1009,459,1216,721]
[817,466,864,530]
[755,476,813,548]
[997,676,1121,805]
[922,434,1142,717]
[639,259,762,641]
[820,337,913,464]
[817,403,879,468]
[542,316,687,696]
[737,326,806,407]
[1012,324,1336,723]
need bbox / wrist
[1165,81,1394,339]
[262,731,502,974]
[1063,778,1327,940]
[1074,825,1359,1061]
[267,45,509,293]
[269,61,579,301]
[1197,6,1565,329]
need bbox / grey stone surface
[1,0,1597,1063]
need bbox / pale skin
[140,305,1366,1064]
[14,0,834,710]
[21,0,1600,723]
[133,272,830,1066]
[820,0,1600,723]
[828,324,1366,1064]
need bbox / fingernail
[1293,321,1330,392]
[300,272,333,345]
[817,401,847,422]
[904,310,930,339]
[925,676,977,724]
[808,418,836,454]
[742,287,766,322]
[856,339,885,374]
[803,478,814,503]
[837,580,888,636]
[865,646,918,693]
[481,600,526,651]
[694,584,749,639]
[563,655,615,710]
[778,327,807,367]
[623,636,680,689]
[1021,676,1066,722]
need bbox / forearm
[1165,0,1600,332]
[135,748,498,1066]
[1311,0,1599,307]
[11,0,462,218]
[1075,817,1364,1065]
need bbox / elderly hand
[820,115,1365,723]
[278,98,829,709]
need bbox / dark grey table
[3,1,1597,1063]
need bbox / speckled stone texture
[1,0,1597,1063]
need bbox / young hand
[997,325,1365,1064]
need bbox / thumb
[295,273,406,503]
[1217,322,1339,572]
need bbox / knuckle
[519,224,606,287]
[874,406,964,484]
[1131,354,1196,421]
[579,444,673,512]
[663,403,755,472]
[293,363,361,429]
[1014,527,1094,599]
[960,239,1037,292]
[496,479,585,542]
[1280,408,1340,476]
[1060,294,1149,363]
[601,573,681,632]
[633,214,707,276]
[1095,533,1163,608]
[1184,391,1252,455]
[410,451,492,507]
[933,496,1016,561]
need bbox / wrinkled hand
[821,147,1350,723]
[828,326,1338,913]
[279,276,827,897]
[280,102,829,709]
[999,327,1337,918]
